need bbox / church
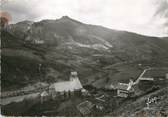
[49,71,84,98]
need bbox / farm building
[116,79,134,98]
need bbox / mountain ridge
[10,16,168,38]
[1,16,168,91]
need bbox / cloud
[154,0,168,18]
[153,0,168,34]
[1,0,168,37]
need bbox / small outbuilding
[40,91,49,104]
[77,100,95,116]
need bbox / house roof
[40,91,48,97]
[117,83,129,90]
[49,78,83,92]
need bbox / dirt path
[134,68,152,84]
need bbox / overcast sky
[1,0,168,37]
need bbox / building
[77,100,95,116]
[81,89,90,97]
[40,91,49,104]
[49,71,84,98]
[117,83,130,98]
[117,79,134,98]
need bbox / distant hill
[1,16,168,91]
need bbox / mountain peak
[61,16,71,19]
[58,16,83,25]
[59,16,73,21]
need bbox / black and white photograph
[0,0,168,116]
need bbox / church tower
[70,71,78,81]
[70,71,83,89]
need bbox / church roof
[49,78,83,92]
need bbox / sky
[1,0,168,37]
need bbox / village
[1,68,168,116]
[1,8,168,116]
